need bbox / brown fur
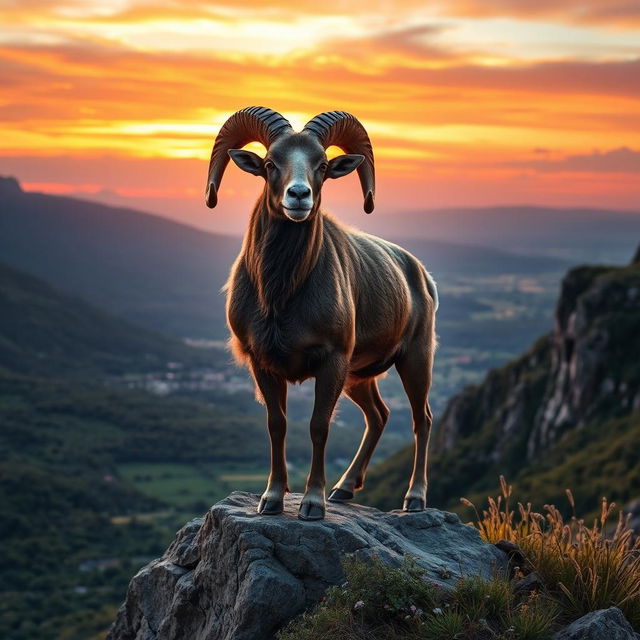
[221,129,437,519]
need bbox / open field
[116,461,377,515]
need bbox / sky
[1,0,640,235]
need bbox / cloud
[439,0,640,28]
[389,58,640,99]
[324,23,454,61]
[2,36,639,175]
[514,147,640,173]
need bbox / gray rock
[494,539,528,574]
[513,571,543,594]
[107,491,507,640]
[554,607,636,640]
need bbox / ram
[206,106,438,520]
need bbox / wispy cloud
[435,0,640,28]
[513,147,640,173]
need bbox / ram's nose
[286,184,311,200]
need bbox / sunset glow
[1,0,639,234]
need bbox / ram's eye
[319,163,328,172]
[264,160,275,171]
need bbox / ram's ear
[228,149,266,177]
[326,154,365,179]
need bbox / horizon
[4,173,640,246]
[1,1,639,236]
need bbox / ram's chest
[227,293,332,381]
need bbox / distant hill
[366,205,640,264]
[396,236,570,276]
[0,261,218,379]
[0,176,240,339]
[363,248,640,517]
[1,177,574,339]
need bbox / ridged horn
[303,111,375,213]
[205,106,292,208]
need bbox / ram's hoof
[258,497,284,515]
[403,497,426,512]
[328,488,354,503]
[298,502,325,521]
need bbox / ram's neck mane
[243,193,324,315]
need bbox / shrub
[278,553,558,640]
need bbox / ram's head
[205,107,375,222]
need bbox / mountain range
[0,176,589,340]
[365,205,640,263]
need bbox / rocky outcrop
[108,492,507,640]
[528,262,640,456]
[434,253,640,462]
[553,607,637,640]
[433,335,551,459]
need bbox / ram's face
[264,134,326,222]
[229,133,365,223]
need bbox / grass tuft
[462,476,640,629]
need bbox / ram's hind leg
[395,335,435,512]
[328,378,389,503]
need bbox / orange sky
[1,0,639,234]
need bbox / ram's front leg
[252,365,289,515]
[299,352,348,521]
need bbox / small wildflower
[410,605,417,613]
[383,604,390,610]
[354,600,364,610]
[341,582,348,588]
[485,594,491,599]
[404,614,411,620]
[433,607,443,615]
[506,626,515,633]
[416,608,423,616]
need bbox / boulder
[108,491,507,640]
[553,607,637,640]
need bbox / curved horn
[205,106,292,208]
[303,111,375,213]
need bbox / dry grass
[461,476,640,629]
